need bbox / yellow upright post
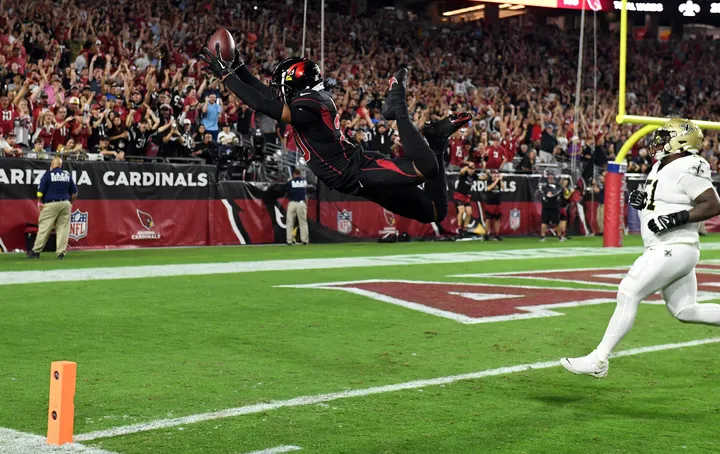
[617,0,628,124]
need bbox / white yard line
[74,337,720,442]
[0,246,657,286]
[241,446,301,454]
[0,428,117,454]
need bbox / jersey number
[645,179,658,211]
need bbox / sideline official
[286,169,309,245]
[28,157,78,259]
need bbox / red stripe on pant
[365,158,416,177]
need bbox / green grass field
[2,236,720,453]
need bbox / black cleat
[423,112,473,151]
[381,68,409,121]
[58,253,66,260]
[26,251,40,259]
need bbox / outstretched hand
[198,44,232,80]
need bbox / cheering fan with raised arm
[198,43,471,224]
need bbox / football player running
[198,46,472,224]
[561,118,720,378]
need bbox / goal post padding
[603,162,626,248]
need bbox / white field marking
[0,246,659,286]
[74,337,720,442]
[242,446,301,454]
[277,279,696,324]
[453,261,720,286]
[0,428,116,454]
[221,199,246,245]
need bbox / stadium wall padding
[2,159,719,251]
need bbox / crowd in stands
[1,0,720,181]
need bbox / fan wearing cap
[0,131,23,157]
[92,135,120,161]
[217,122,239,146]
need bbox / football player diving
[198,45,472,224]
[561,118,720,378]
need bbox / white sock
[596,292,638,362]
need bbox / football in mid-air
[207,28,235,62]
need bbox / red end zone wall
[3,159,717,251]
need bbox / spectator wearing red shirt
[51,106,72,150]
[485,132,507,170]
[33,111,55,151]
[0,96,16,135]
[448,128,470,170]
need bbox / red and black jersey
[0,105,16,135]
[289,90,362,193]
[455,171,477,196]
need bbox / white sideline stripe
[0,246,659,286]
[242,446,301,454]
[74,337,720,442]
[222,199,246,245]
[0,428,117,453]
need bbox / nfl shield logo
[69,209,88,241]
[337,210,353,234]
[509,208,521,231]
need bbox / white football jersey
[640,154,714,248]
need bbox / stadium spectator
[540,173,563,241]
[1,131,23,157]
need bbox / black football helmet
[270,57,323,104]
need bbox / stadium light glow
[442,4,485,15]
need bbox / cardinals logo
[380,209,398,237]
[285,62,306,81]
[137,209,155,230]
[132,209,161,240]
[383,209,396,227]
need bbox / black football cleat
[26,251,40,259]
[381,68,409,121]
[423,112,474,151]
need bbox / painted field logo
[337,210,353,234]
[509,208,521,231]
[68,209,88,241]
[279,279,665,324]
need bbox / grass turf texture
[0,235,654,271]
[2,236,720,453]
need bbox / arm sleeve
[288,102,320,128]
[222,74,284,121]
[678,160,713,200]
[69,176,78,196]
[37,173,48,197]
[235,65,272,98]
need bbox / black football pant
[357,151,448,224]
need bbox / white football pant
[596,244,720,361]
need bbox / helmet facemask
[649,119,703,161]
